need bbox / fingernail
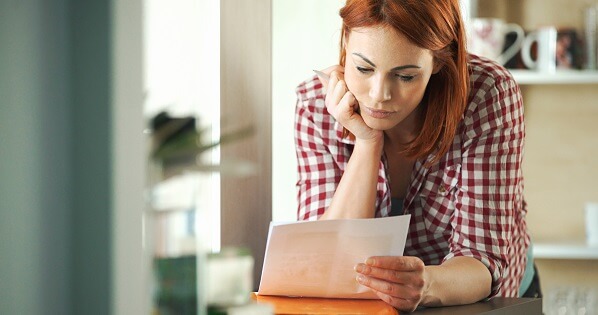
[356,275,365,283]
[366,258,375,266]
[313,69,330,81]
[355,264,363,273]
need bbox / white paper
[258,215,411,299]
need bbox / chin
[363,116,398,131]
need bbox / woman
[294,0,539,311]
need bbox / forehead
[346,26,432,64]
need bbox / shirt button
[439,186,446,193]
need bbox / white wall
[272,0,344,222]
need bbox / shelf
[533,241,598,260]
[509,69,598,85]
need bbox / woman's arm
[294,70,382,221]
[315,67,385,220]
[320,137,382,219]
[422,256,492,306]
[355,255,491,312]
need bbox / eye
[356,66,373,74]
[397,74,415,82]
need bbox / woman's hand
[355,256,428,312]
[315,66,382,144]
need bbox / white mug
[586,202,598,245]
[467,18,525,65]
[521,27,558,72]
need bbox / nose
[368,74,392,103]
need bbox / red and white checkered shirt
[294,54,530,298]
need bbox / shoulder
[295,75,332,124]
[294,75,344,144]
[467,53,519,100]
[296,74,326,103]
[463,54,523,136]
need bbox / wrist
[354,134,384,155]
[421,265,442,307]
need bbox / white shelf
[509,69,598,85]
[533,241,598,260]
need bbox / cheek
[400,85,422,102]
[396,82,428,105]
[344,71,369,100]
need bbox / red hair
[339,0,469,165]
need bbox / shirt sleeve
[294,93,343,221]
[443,74,525,298]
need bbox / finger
[355,264,424,287]
[326,72,339,100]
[329,70,344,84]
[315,65,344,89]
[366,256,425,272]
[325,77,346,116]
[356,275,423,301]
[336,90,357,121]
[331,80,348,108]
[313,69,330,81]
[376,291,418,313]
[321,65,344,77]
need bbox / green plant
[148,111,255,177]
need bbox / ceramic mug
[586,202,598,245]
[521,27,558,72]
[468,18,525,65]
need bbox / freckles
[345,80,369,103]
[345,73,365,91]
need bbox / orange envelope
[252,293,399,315]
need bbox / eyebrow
[352,52,421,71]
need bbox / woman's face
[344,26,437,132]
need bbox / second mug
[521,27,558,72]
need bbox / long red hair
[339,0,469,165]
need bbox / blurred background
[1,0,597,314]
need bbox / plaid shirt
[294,54,530,298]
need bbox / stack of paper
[258,215,411,299]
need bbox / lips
[362,106,395,119]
